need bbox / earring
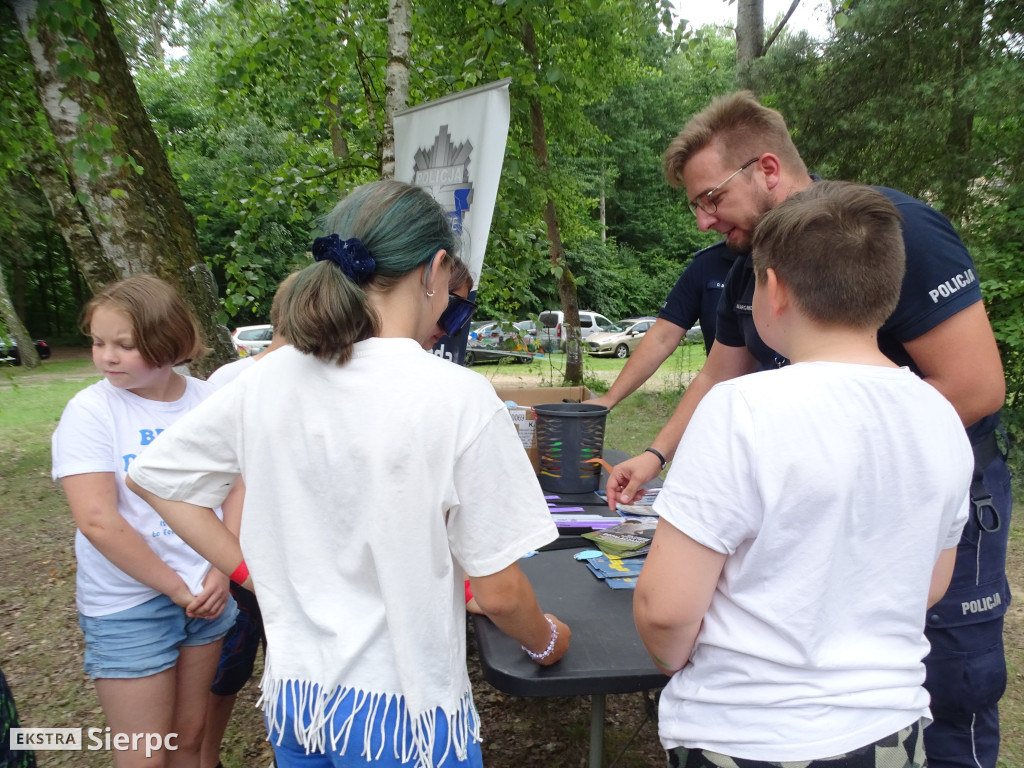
[426,289,436,297]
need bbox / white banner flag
[394,78,511,363]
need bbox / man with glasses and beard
[608,91,1010,768]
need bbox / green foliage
[587,32,735,259]
[420,0,710,329]
[568,240,680,320]
[7,0,1022,406]
[0,176,85,338]
[133,5,357,324]
[106,0,211,70]
[969,198,1024,443]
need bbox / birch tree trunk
[736,0,765,88]
[382,0,412,180]
[9,0,235,377]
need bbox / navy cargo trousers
[923,445,1012,768]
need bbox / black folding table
[471,544,668,768]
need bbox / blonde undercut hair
[664,91,808,188]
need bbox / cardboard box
[493,386,593,473]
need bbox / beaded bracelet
[522,616,558,662]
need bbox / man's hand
[606,451,663,510]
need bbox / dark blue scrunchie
[312,234,377,285]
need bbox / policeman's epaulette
[692,240,731,258]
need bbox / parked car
[465,320,534,365]
[1,335,51,365]
[586,317,656,358]
[535,310,614,352]
[470,321,518,342]
[684,322,704,345]
[514,319,537,340]
[231,324,273,356]
[464,341,533,366]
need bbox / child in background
[126,180,570,768]
[51,275,237,767]
[634,181,973,767]
[424,256,477,356]
[206,272,299,390]
[200,272,298,768]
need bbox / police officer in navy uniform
[608,91,1011,768]
[591,245,735,410]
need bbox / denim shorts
[78,593,238,680]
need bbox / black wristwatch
[644,447,667,471]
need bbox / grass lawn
[2,350,1022,767]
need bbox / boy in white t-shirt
[634,181,973,768]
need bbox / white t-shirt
[51,376,218,616]
[655,362,972,760]
[206,354,257,389]
[128,339,557,767]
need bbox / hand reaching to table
[606,451,663,510]
[530,614,571,667]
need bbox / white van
[536,309,614,352]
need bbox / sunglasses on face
[438,293,477,337]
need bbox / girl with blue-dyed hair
[126,180,570,768]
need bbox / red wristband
[464,579,473,604]
[230,559,249,585]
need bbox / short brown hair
[82,275,205,367]
[751,181,905,330]
[447,257,473,295]
[269,272,300,331]
[664,91,807,188]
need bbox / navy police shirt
[659,243,737,355]
[715,186,998,437]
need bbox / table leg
[589,693,606,768]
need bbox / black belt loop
[971,485,1001,533]
[970,430,1003,533]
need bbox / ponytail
[277,261,378,365]
[285,180,457,364]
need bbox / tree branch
[763,0,801,55]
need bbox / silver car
[586,317,656,358]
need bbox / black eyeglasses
[438,293,477,337]
[688,157,760,216]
